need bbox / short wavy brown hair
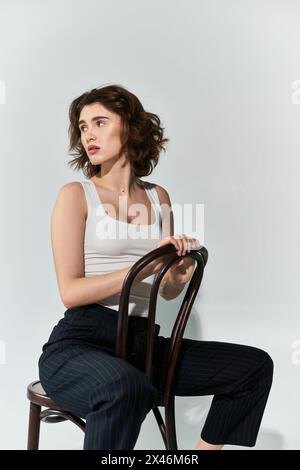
[67,84,169,179]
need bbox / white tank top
[80,179,163,317]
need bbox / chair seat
[27,381,65,410]
[27,380,87,429]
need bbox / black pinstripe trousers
[38,303,273,450]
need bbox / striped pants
[38,303,274,450]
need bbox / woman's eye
[79,121,103,132]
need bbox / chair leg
[152,407,167,448]
[165,396,178,450]
[27,402,41,450]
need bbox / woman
[38,84,273,450]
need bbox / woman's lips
[88,147,100,155]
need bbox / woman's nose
[87,133,96,143]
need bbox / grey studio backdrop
[0,0,299,450]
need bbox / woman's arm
[158,255,196,300]
[155,185,196,301]
[51,183,151,309]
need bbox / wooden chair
[27,243,208,450]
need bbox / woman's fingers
[177,234,185,256]
[157,235,201,256]
[169,235,191,256]
[172,235,182,255]
[173,234,191,256]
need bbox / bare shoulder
[55,181,87,217]
[141,180,171,204]
[153,183,172,206]
[59,181,84,196]
[151,183,174,237]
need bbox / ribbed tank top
[80,179,163,317]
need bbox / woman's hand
[157,234,201,286]
[135,234,201,285]
[156,234,201,256]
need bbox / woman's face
[79,102,124,166]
